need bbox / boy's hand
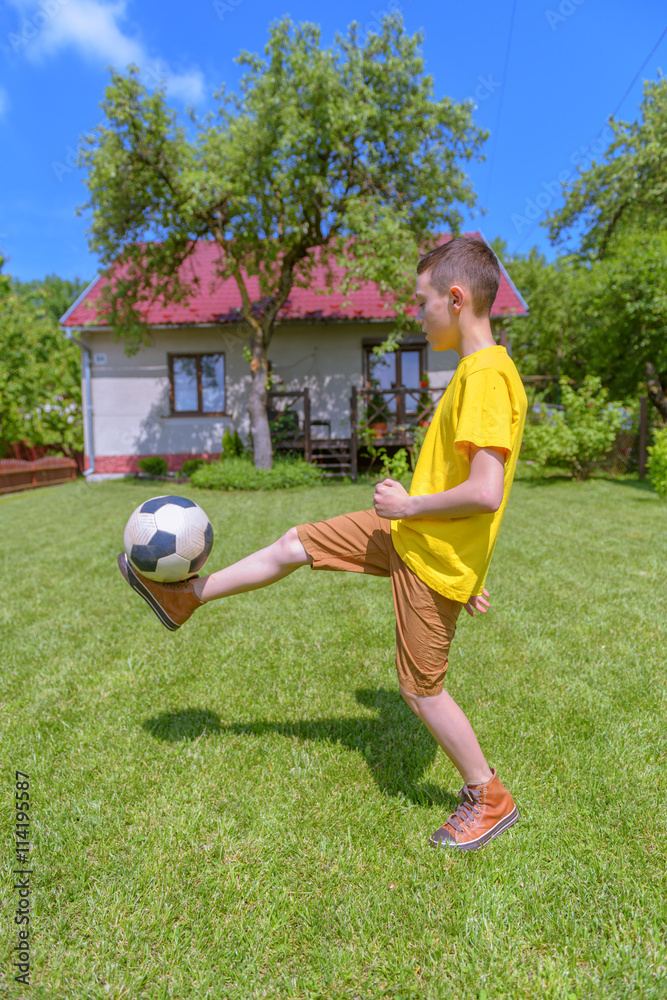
[463,587,490,617]
[373,478,410,519]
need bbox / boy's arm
[373,445,505,520]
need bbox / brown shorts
[295,509,462,697]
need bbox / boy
[118,236,527,851]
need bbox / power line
[512,23,667,256]
[607,25,666,124]
[483,0,518,208]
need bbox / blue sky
[0,0,665,283]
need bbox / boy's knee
[399,684,421,717]
[279,526,313,566]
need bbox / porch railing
[350,385,446,443]
[267,388,311,462]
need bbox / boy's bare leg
[192,527,312,603]
[399,685,493,786]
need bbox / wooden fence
[0,457,78,495]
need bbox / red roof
[61,232,527,328]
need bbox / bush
[379,447,411,480]
[521,376,623,481]
[190,455,323,491]
[222,429,245,458]
[137,456,168,476]
[647,426,667,498]
[410,425,428,469]
[180,458,207,477]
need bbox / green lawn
[1,475,666,1000]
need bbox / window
[364,344,426,417]
[169,353,226,415]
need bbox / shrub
[190,454,323,491]
[647,426,667,498]
[180,458,207,477]
[410,425,428,469]
[222,429,245,458]
[137,456,168,476]
[268,409,300,444]
[379,447,411,480]
[521,376,623,481]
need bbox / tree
[547,77,667,257]
[11,274,89,327]
[500,245,592,395]
[546,76,667,419]
[0,258,83,454]
[77,14,487,468]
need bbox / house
[60,231,528,478]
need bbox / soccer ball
[123,495,214,583]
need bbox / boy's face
[414,271,462,352]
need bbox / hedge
[190,455,323,491]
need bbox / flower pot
[370,422,387,434]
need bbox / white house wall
[79,323,459,473]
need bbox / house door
[364,346,425,422]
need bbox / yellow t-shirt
[390,345,527,602]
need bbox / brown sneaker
[117,552,204,631]
[430,768,519,851]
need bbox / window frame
[362,341,427,391]
[362,339,428,422]
[167,352,227,417]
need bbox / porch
[268,384,445,481]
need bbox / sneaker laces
[163,575,198,592]
[445,785,482,834]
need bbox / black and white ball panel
[140,495,197,514]
[123,495,214,583]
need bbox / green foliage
[137,456,168,476]
[377,447,411,481]
[504,231,667,416]
[180,458,207,477]
[268,410,299,444]
[0,257,83,452]
[410,424,428,469]
[190,454,322,490]
[521,376,623,480]
[222,429,245,458]
[540,76,667,420]
[647,426,667,499]
[503,249,590,393]
[11,273,89,326]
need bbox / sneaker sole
[117,553,181,631]
[431,806,520,851]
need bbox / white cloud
[8,0,204,103]
[0,87,10,118]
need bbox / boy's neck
[455,316,497,359]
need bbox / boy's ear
[450,284,465,312]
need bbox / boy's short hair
[417,236,501,317]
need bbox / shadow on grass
[516,469,659,497]
[596,476,658,495]
[142,689,457,810]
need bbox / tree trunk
[646,362,667,421]
[247,332,273,470]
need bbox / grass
[0,474,666,1000]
